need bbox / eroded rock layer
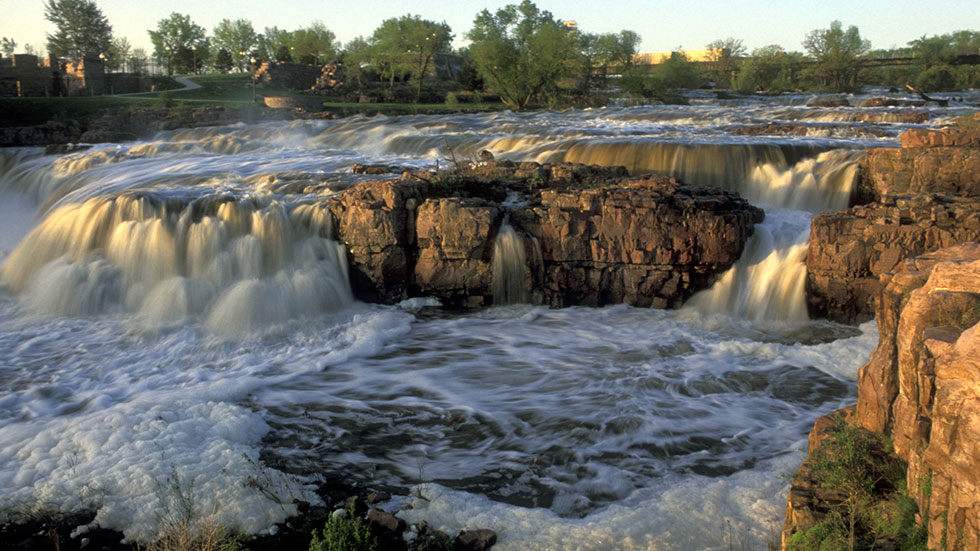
[328,162,764,309]
[806,129,980,323]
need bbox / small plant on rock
[309,504,377,551]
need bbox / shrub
[309,505,377,551]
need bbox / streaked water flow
[0,95,969,548]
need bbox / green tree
[291,21,337,65]
[106,36,130,71]
[213,48,234,73]
[802,20,870,92]
[263,26,293,62]
[341,36,373,96]
[43,0,113,60]
[149,13,206,75]
[467,0,579,109]
[129,47,148,73]
[1,37,16,57]
[579,30,640,92]
[213,19,258,72]
[368,15,452,102]
[705,37,746,88]
[736,45,802,92]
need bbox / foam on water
[0,98,929,545]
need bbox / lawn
[0,73,506,127]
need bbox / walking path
[111,76,201,97]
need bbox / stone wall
[0,52,116,97]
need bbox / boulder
[455,529,497,551]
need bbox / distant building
[633,48,723,65]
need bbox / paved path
[111,76,201,97]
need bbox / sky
[2,0,979,57]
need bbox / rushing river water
[0,93,975,549]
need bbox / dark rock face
[806,129,980,323]
[510,179,763,308]
[0,120,83,147]
[329,162,764,309]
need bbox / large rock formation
[328,161,764,309]
[785,243,980,550]
[806,129,980,323]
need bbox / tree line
[5,0,980,109]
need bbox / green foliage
[44,0,113,60]
[802,21,871,92]
[466,0,580,109]
[1,37,16,57]
[704,37,746,88]
[736,45,802,93]
[309,505,377,551]
[291,21,338,65]
[212,19,258,72]
[149,13,207,76]
[788,520,848,551]
[445,91,458,107]
[792,416,928,551]
[916,64,957,92]
[367,15,453,102]
[214,49,234,74]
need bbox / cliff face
[806,129,980,323]
[785,243,980,550]
[855,243,980,551]
[328,162,764,309]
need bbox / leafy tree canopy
[466,0,579,109]
[368,14,452,101]
[802,20,870,92]
[212,19,258,71]
[148,13,207,75]
[44,0,113,60]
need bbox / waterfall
[492,222,529,305]
[687,149,863,321]
[1,193,352,333]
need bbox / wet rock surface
[329,161,763,309]
[806,128,980,322]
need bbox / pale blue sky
[2,0,978,56]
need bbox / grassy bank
[0,73,506,128]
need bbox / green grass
[0,73,507,127]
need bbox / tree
[466,0,579,109]
[705,37,745,88]
[802,20,870,92]
[291,21,337,65]
[43,0,113,60]
[213,48,234,73]
[107,37,130,71]
[368,15,452,102]
[129,47,148,73]
[263,26,294,62]
[736,45,802,93]
[1,37,16,57]
[580,30,640,91]
[213,19,258,72]
[149,13,206,75]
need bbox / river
[0,92,971,549]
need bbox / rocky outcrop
[807,196,980,323]
[329,162,763,309]
[787,243,980,551]
[806,128,980,323]
[0,120,83,147]
[511,179,763,308]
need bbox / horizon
[2,0,979,59]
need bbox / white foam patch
[0,399,312,542]
[399,450,800,551]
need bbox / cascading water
[687,149,864,321]
[2,193,352,333]
[0,95,951,549]
[491,222,530,305]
